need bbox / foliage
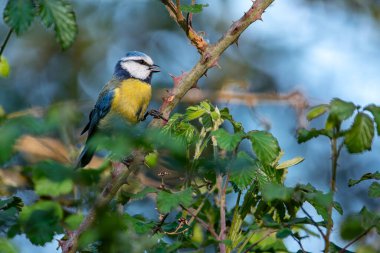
[1,1,379,252]
[3,0,77,50]
[0,97,377,253]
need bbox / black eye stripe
[134,59,149,66]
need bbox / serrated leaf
[64,213,84,230]
[276,228,292,239]
[329,98,356,121]
[333,201,343,215]
[130,187,157,200]
[229,152,258,190]
[0,56,11,78]
[220,107,244,132]
[0,197,23,234]
[3,0,35,35]
[261,183,294,201]
[344,112,374,153]
[297,128,331,143]
[157,188,192,213]
[348,172,380,187]
[19,201,63,245]
[307,104,329,121]
[247,130,280,165]
[37,0,77,49]
[276,157,304,170]
[32,161,73,197]
[212,129,244,151]
[184,107,206,121]
[368,182,380,198]
[180,4,209,13]
[364,104,380,136]
[306,191,332,222]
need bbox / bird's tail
[75,144,96,169]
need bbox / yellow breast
[111,78,152,123]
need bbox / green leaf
[212,129,244,151]
[37,0,77,49]
[145,151,158,168]
[0,197,23,234]
[32,161,73,197]
[0,56,11,78]
[276,228,292,239]
[333,201,343,215]
[0,239,18,253]
[344,112,374,153]
[276,157,304,170]
[364,104,380,136]
[297,128,331,143]
[157,188,192,213]
[261,183,294,202]
[307,104,329,121]
[130,187,157,200]
[329,242,355,253]
[348,171,380,187]
[247,130,280,165]
[330,98,357,121]
[220,107,244,132]
[180,4,209,13]
[368,182,380,198]
[229,152,259,190]
[19,201,63,245]
[64,214,84,230]
[3,0,35,35]
[184,105,207,121]
[306,191,332,222]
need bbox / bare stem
[324,136,339,253]
[181,205,219,239]
[300,206,325,239]
[0,28,13,58]
[338,226,374,253]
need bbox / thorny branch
[62,1,275,252]
[152,0,275,127]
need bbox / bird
[76,51,161,169]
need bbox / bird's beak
[150,64,160,73]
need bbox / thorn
[203,71,208,77]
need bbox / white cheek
[121,62,150,80]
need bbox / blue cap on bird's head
[114,51,160,82]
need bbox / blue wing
[81,90,114,137]
[76,89,114,168]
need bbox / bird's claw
[142,109,168,122]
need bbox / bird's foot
[142,109,168,122]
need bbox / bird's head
[114,51,160,82]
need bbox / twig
[152,213,169,234]
[338,226,374,253]
[301,206,325,239]
[291,234,306,253]
[325,135,339,253]
[61,152,145,253]
[0,28,13,57]
[180,204,219,239]
[243,229,276,253]
[152,0,275,128]
[217,173,227,253]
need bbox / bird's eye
[137,60,146,65]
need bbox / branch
[152,0,275,127]
[338,226,374,253]
[301,206,326,239]
[243,229,276,253]
[160,0,208,53]
[0,28,13,57]
[181,205,219,239]
[60,152,145,253]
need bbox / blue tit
[76,51,160,169]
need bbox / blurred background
[1,0,380,252]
